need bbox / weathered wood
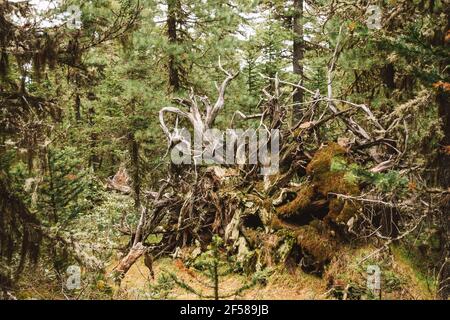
[159,59,238,155]
[106,166,131,194]
[112,242,146,281]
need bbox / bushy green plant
[331,157,408,193]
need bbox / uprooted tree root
[111,61,447,295]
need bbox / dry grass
[110,257,327,300]
[12,243,437,300]
[108,243,436,300]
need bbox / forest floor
[109,244,435,300]
[115,258,325,300]
[13,244,436,300]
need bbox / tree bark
[167,0,180,92]
[381,63,396,91]
[112,242,146,281]
[292,0,304,122]
[88,105,99,171]
[74,93,81,122]
[130,137,140,209]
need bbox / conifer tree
[165,236,265,300]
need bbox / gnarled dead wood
[111,242,146,282]
[159,59,239,154]
[107,166,131,194]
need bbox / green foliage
[37,147,91,224]
[1,0,448,299]
[392,244,438,294]
[330,157,408,193]
[148,273,176,300]
[164,236,265,300]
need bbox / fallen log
[111,242,146,282]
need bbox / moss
[295,225,337,268]
[315,171,359,196]
[308,144,358,196]
[327,198,344,222]
[391,245,437,296]
[306,143,347,176]
[275,185,315,218]
[241,228,259,248]
[256,234,281,268]
[277,236,297,264]
[326,198,358,224]
[337,201,358,224]
[306,143,358,195]
[266,142,361,245]
[308,219,327,233]
[269,216,283,230]
[306,143,360,224]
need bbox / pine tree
[165,236,265,300]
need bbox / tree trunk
[167,0,180,92]
[88,105,99,171]
[130,135,140,209]
[74,93,81,122]
[112,242,146,282]
[292,0,304,122]
[381,63,396,100]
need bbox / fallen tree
[113,58,447,293]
